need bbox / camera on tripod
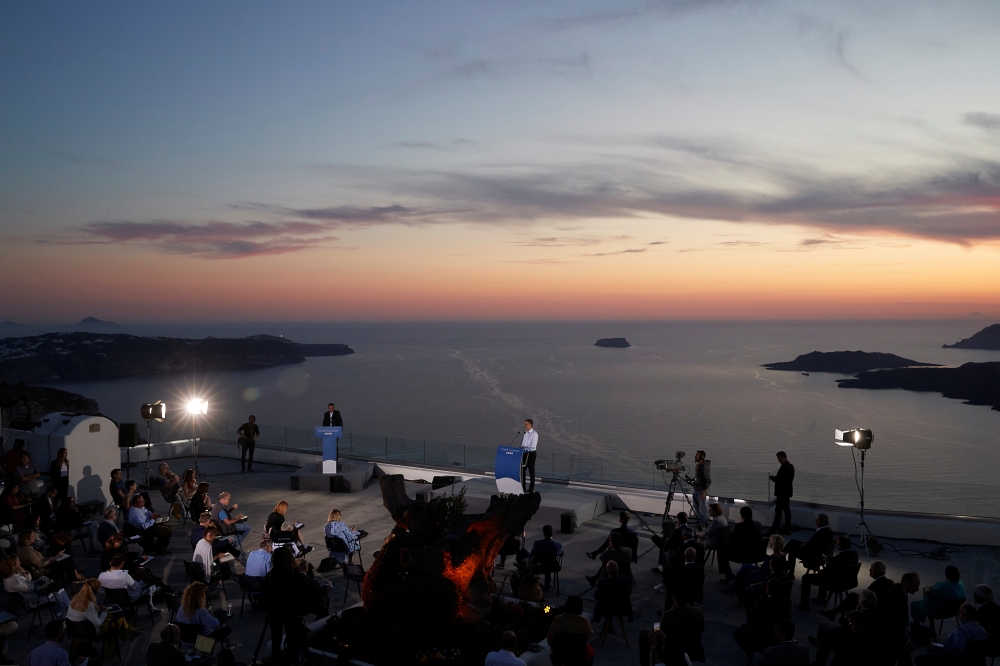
[654,451,686,474]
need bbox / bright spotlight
[187,398,208,415]
[140,401,166,422]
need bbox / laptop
[154,517,170,524]
[190,635,215,657]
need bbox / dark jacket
[758,640,809,665]
[772,461,794,498]
[749,595,792,648]
[147,640,186,666]
[798,526,834,565]
[868,576,894,602]
[729,520,764,560]
[529,538,561,565]
[323,411,343,427]
[31,494,55,530]
[977,600,1000,638]
[593,574,632,622]
[263,568,308,616]
[659,605,705,662]
[819,549,859,584]
[672,562,706,604]
[879,583,911,636]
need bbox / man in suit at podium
[323,403,343,427]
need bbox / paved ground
[5,454,1000,665]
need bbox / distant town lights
[187,398,209,415]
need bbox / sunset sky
[2,1,999,321]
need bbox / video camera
[654,451,687,474]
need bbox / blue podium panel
[315,426,342,474]
[495,446,524,495]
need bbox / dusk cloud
[964,112,1000,131]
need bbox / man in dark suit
[811,589,881,666]
[974,584,1000,638]
[31,485,58,532]
[822,560,894,621]
[784,513,834,579]
[593,560,633,624]
[797,536,858,610]
[147,623,185,666]
[734,578,792,658]
[880,572,921,664]
[588,510,637,560]
[719,505,764,582]
[323,403,343,427]
[753,618,809,665]
[671,547,706,606]
[529,524,563,590]
[658,584,705,663]
[768,451,795,535]
[586,531,630,586]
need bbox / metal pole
[423,441,426,465]
[464,445,466,469]
[385,437,388,460]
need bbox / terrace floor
[5,453,1000,665]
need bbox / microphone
[508,431,522,447]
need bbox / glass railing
[146,418,997,518]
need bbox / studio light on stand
[835,428,880,556]
[187,398,209,478]
[140,401,167,484]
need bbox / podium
[314,426,342,474]
[495,446,524,495]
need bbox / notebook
[218,553,235,563]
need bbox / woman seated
[188,483,211,520]
[101,533,146,573]
[0,482,30,528]
[17,529,86,584]
[266,501,305,548]
[911,565,966,625]
[180,469,199,505]
[175,582,232,639]
[66,578,108,630]
[324,509,361,564]
[1,554,53,607]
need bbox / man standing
[323,403,343,427]
[236,415,260,473]
[690,450,711,527]
[769,451,794,535]
[520,419,538,493]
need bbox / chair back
[122,521,140,539]
[717,522,734,548]
[344,564,365,582]
[931,597,966,620]
[325,536,348,554]
[176,621,202,645]
[65,618,98,641]
[550,631,588,666]
[739,537,770,565]
[184,559,207,584]
[104,587,132,608]
[240,573,265,593]
[5,594,24,615]
[957,639,990,666]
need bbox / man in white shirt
[520,419,538,493]
[193,525,227,584]
[245,539,273,578]
[485,630,526,666]
[99,553,144,602]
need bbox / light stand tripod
[846,448,878,558]
[661,470,696,523]
[140,418,155,486]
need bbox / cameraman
[689,451,711,527]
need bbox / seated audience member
[193,526,230,584]
[30,485,59,533]
[911,565,966,625]
[266,500,309,551]
[99,553,144,602]
[880,572,921,661]
[296,558,332,617]
[784,513,834,579]
[915,603,990,665]
[810,589,879,666]
[726,533,784,598]
[2,440,26,478]
[0,482,30,528]
[587,510,637,560]
[175,582,232,639]
[14,452,43,497]
[529,524,564,590]
[496,533,528,570]
[719,505,763,582]
[109,468,128,511]
[485,630,526,666]
[586,531,631,587]
[822,560,892,621]
[324,509,361,563]
[187,483,211,520]
[651,512,689,575]
[742,554,789,610]
[180,469,199,505]
[797,536,858,610]
[28,620,73,666]
[593,560,633,625]
[16,530,62,579]
[752,618,808,665]
[155,463,182,500]
[734,579,792,658]
[246,539,274,579]
[54,497,86,535]
[97,506,121,545]
[101,533,146,573]
[974,584,1000,638]
[212,492,250,544]
[2,554,53,607]
[652,585,705,664]
[193,512,240,557]
[697,503,729,551]
[123,479,156,515]
[669,547,706,606]
[66,578,108,631]
[147,623,185,666]
[128,494,172,555]
[547,595,594,645]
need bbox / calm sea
[41,320,1000,517]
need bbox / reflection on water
[42,320,1000,517]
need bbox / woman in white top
[1,554,40,605]
[66,578,107,629]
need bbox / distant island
[0,384,101,429]
[595,338,631,348]
[837,362,1000,412]
[943,324,1000,350]
[0,332,354,383]
[762,351,939,374]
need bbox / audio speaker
[560,512,575,534]
[118,423,138,449]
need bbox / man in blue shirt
[128,494,172,555]
[212,492,251,544]
[529,524,563,590]
[245,539,273,578]
[27,620,72,666]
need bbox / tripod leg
[251,620,270,664]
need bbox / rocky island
[0,332,354,383]
[762,350,938,374]
[837,362,1000,412]
[595,338,631,348]
[943,324,1000,350]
